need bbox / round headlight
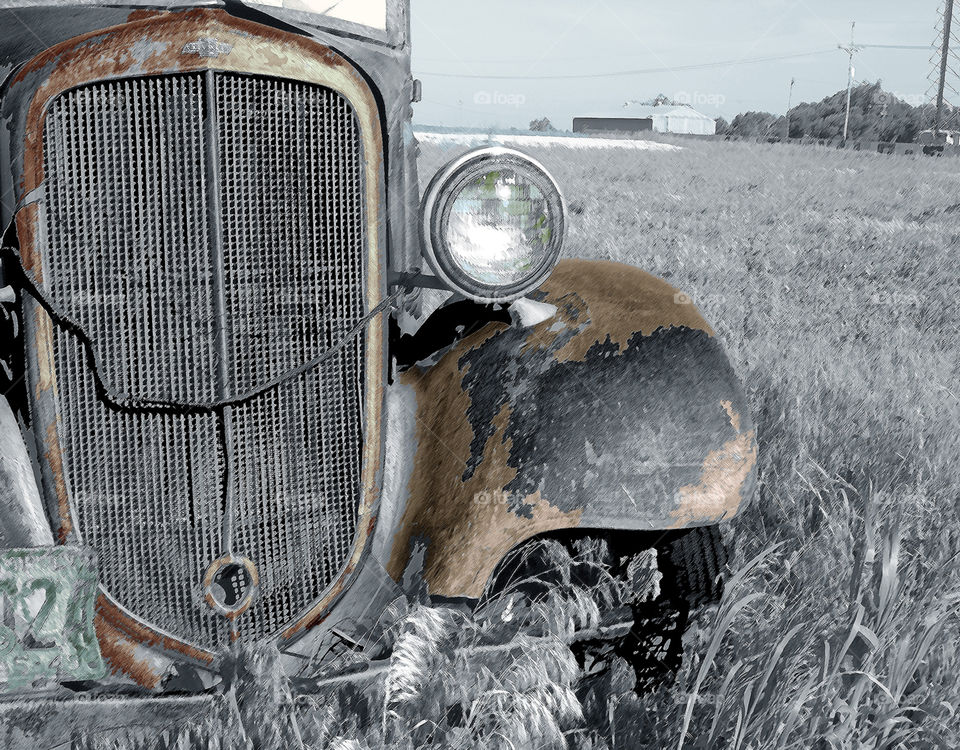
[421,147,565,303]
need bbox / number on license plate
[0,546,105,690]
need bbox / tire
[481,531,726,695]
[613,596,687,693]
[657,526,727,610]
[620,526,727,693]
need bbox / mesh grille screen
[43,76,218,403]
[38,72,368,649]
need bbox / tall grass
[411,136,960,748]
[75,138,959,749]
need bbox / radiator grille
[37,72,369,648]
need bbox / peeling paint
[387,258,756,599]
[14,204,41,282]
[9,10,382,198]
[387,396,582,598]
[31,306,54,399]
[543,259,715,364]
[670,401,758,528]
[126,38,170,74]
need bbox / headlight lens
[422,148,565,302]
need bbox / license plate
[0,546,105,690]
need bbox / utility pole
[935,0,955,134]
[838,21,860,143]
[785,77,795,139]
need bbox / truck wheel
[480,532,721,694]
[620,526,728,692]
[656,525,727,609]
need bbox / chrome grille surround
[37,71,369,649]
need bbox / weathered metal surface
[94,611,173,690]
[281,511,382,640]
[0,693,222,750]
[93,593,213,685]
[42,72,369,647]
[387,258,757,599]
[279,553,405,665]
[202,555,260,621]
[0,3,420,274]
[0,396,51,548]
[4,8,388,682]
[12,204,42,283]
[8,9,384,198]
[0,0,758,700]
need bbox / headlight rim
[421,146,566,304]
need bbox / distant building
[574,102,717,136]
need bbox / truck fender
[384,258,757,599]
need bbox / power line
[415,45,933,66]
[415,49,835,80]
[858,43,934,49]
[415,50,736,64]
[833,27,932,141]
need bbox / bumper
[0,694,222,749]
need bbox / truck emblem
[182,37,233,58]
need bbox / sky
[410,0,943,130]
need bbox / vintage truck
[0,0,757,744]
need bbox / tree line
[716,82,957,143]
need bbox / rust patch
[670,401,758,528]
[389,259,748,597]
[517,289,588,357]
[14,204,41,280]
[538,259,715,363]
[32,307,56,399]
[125,9,168,23]
[94,611,162,690]
[386,359,476,585]
[12,9,383,196]
[43,421,71,545]
[388,392,582,598]
[95,594,214,669]
[284,510,380,638]
[721,399,742,432]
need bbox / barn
[574,102,717,136]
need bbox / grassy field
[370,135,960,749]
[101,136,958,750]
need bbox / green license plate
[0,546,105,691]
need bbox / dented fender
[384,258,758,599]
